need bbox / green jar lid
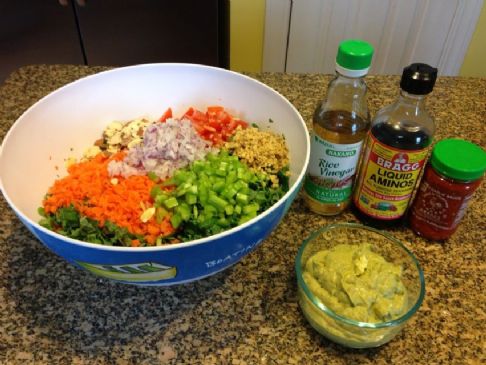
[336,39,374,71]
[431,138,486,181]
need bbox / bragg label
[354,134,429,219]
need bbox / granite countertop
[0,65,485,364]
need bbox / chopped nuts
[224,127,289,187]
[102,118,152,154]
[140,207,156,223]
[83,145,102,160]
[65,156,78,168]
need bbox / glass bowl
[295,223,425,348]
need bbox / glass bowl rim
[295,222,425,329]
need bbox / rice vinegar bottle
[303,39,374,215]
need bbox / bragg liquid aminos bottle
[352,63,438,227]
[303,39,374,215]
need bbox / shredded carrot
[43,153,175,244]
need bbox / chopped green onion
[147,171,159,182]
[163,197,179,209]
[147,150,288,242]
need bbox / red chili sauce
[409,138,486,241]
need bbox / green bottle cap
[431,138,486,181]
[336,39,374,74]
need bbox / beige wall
[230,1,486,76]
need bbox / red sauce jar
[410,138,486,240]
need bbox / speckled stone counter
[0,65,485,364]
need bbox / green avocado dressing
[303,243,408,323]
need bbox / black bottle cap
[400,63,438,95]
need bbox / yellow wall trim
[460,1,486,77]
[230,0,265,72]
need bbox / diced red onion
[108,118,217,179]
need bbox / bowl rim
[0,62,311,252]
[295,222,425,329]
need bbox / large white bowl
[0,63,310,285]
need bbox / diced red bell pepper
[158,108,173,122]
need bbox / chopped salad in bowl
[39,106,290,247]
[0,63,309,285]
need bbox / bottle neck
[320,70,369,120]
[397,90,427,109]
[332,70,368,91]
[335,70,367,82]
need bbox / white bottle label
[304,133,363,203]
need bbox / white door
[263,0,484,75]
